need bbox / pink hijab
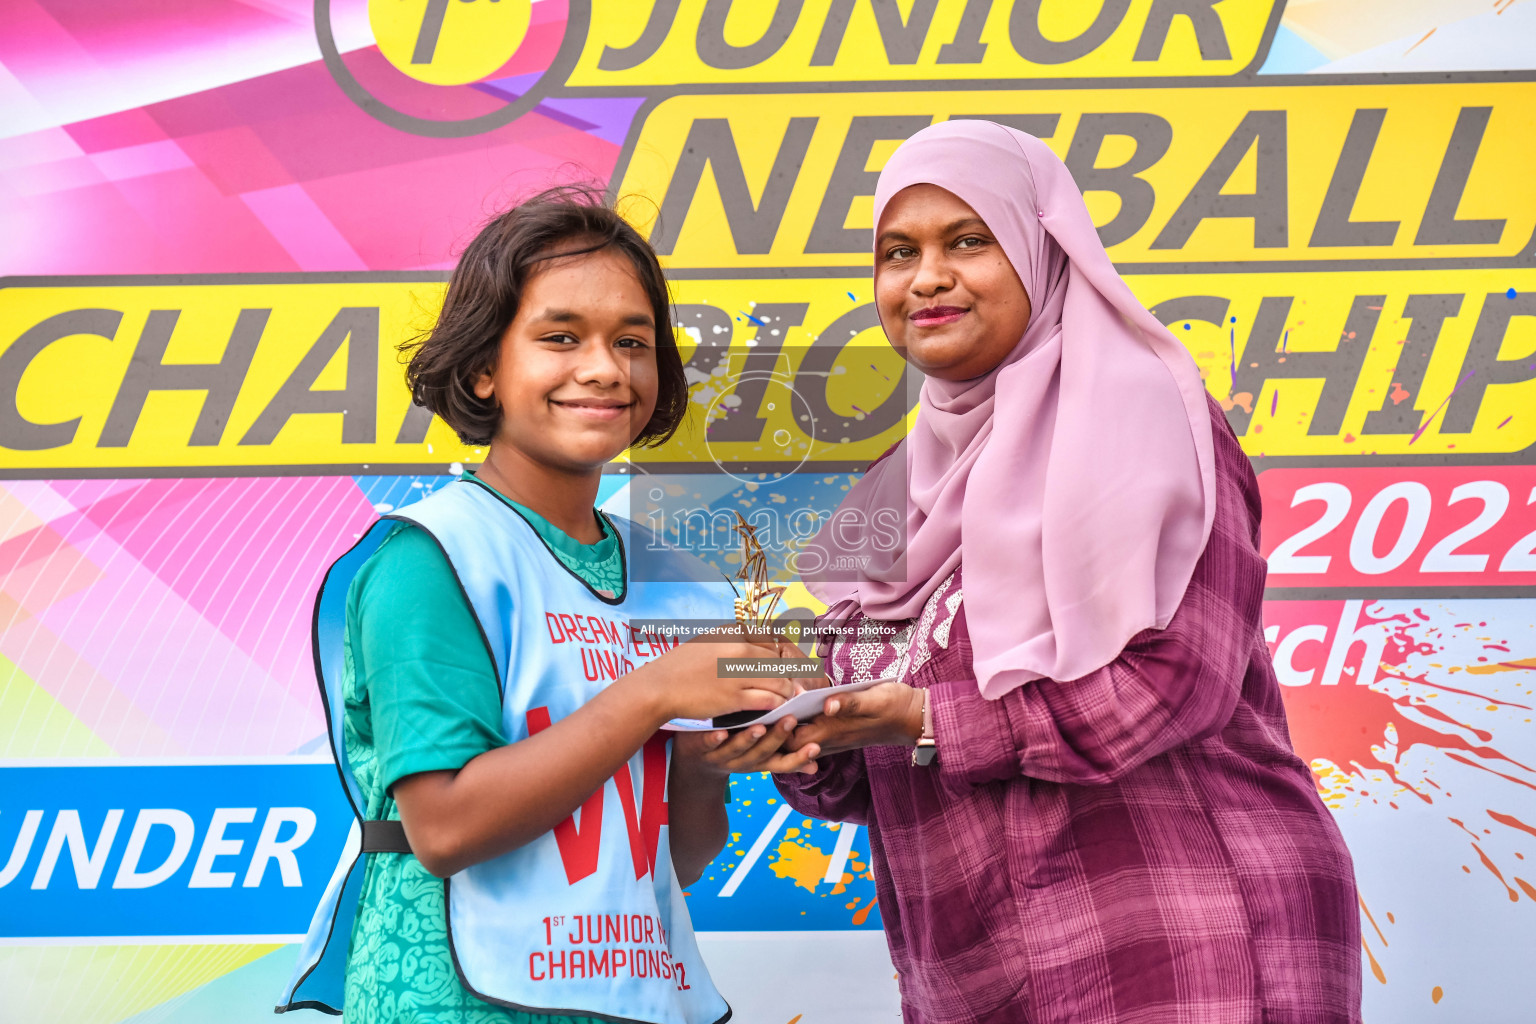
[804,120,1216,698]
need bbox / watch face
[913,743,938,767]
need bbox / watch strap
[912,687,937,767]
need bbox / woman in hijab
[775,120,1362,1024]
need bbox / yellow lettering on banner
[1130,269,1536,458]
[0,280,473,473]
[3,269,1532,473]
[633,278,912,471]
[653,272,1536,462]
[369,0,533,86]
[613,82,1536,269]
[571,0,1280,85]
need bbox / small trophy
[732,511,786,631]
[711,513,791,730]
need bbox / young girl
[279,187,820,1024]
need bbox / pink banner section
[0,476,377,757]
[1261,468,1536,591]
[1,0,636,276]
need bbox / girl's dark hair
[403,185,688,448]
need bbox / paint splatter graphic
[1277,602,1536,808]
[1268,598,1536,1011]
[687,776,881,931]
[1409,370,1475,443]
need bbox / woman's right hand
[633,625,809,722]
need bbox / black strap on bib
[361,819,412,854]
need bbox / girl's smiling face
[474,247,660,473]
[875,183,1032,381]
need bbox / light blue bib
[279,479,735,1024]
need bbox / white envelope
[661,676,893,732]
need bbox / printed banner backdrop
[2,1,1535,1021]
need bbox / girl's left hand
[785,681,924,758]
[674,717,821,776]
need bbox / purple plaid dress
[776,406,1362,1024]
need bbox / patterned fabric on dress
[545,534,625,596]
[343,720,607,1024]
[777,398,1362,1024]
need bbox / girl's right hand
[634,626,809,722]
[675,718,820,777]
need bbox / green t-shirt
[341,476,621,1024]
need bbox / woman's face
[875,184,1032,381]
[474,247,660,474]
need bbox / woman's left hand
[787,682,924,758]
